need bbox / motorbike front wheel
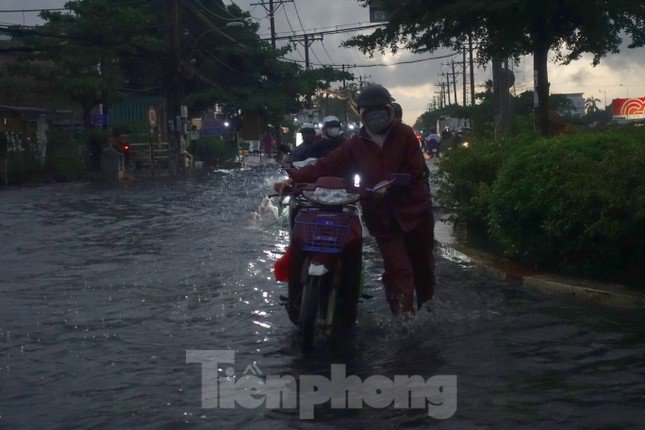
[300,275,322,350]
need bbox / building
[559,93,585,117]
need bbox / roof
[0,104,74,115]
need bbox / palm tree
[585,97,601,114]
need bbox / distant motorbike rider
[424,129,441,154]
[283,122,317,165]
[392,103,431,192]
[392,102,403,122]
[308,115,345,159]
[274,84,436,314]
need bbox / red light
[124,145,129,150]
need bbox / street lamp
[189,21,246,62]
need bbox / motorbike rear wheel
[300,275,322,350]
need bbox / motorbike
[272,172,410,350]
[273,176,362,350]
[114,138,136,171]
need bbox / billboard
[611,97,645,120]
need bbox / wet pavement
[1,165,643,429]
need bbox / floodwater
[1,165,643,429]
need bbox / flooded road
[1,166,643,429]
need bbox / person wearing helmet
[274,84,436,314]
[283,122,317,165]
[308,115,346,159]
[392,103,403,122]
[392,103,432,192]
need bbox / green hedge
[188,136,238,165]
[435,134,538,229]
[437,128,644,287]
[6,152,40,183]
[47,156,85,182]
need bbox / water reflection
[0,167,643,429]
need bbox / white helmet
[299,122,316,132]
[322,116,341,127]
[322,116,341,138]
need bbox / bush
[188,136,238,165]
[7,152,40,184]
[487,130,644,285]
[47,156,85,182]
[435,133,538,229]
[46,129,78,159]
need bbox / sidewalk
[434,220,645,309]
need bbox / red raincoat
[289,122,435,313]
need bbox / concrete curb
[435,240,645,309]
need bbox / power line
[281,5,305,62]
[191,1,250,22]
[0,8,66,13]
[213,0,265,21]
[287,0,326,66]
[266,21,374,37]
[284,52,459,69]
[262,23,384,41]
[291,1,306,33]
[320,39,335,64]
[181,0,240,44]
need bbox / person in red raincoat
[274,84,435,314]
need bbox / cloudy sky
[2,0,644,125]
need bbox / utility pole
[342,64,348,126]
[444,73,451,106]
[468,33,475,106]
[166,0,184,175]
[438,82,446,108]
[270,0,275,48]
[250,0,293,49]
[288,33,324,70]
[451,60,458,105]
[357,74,372,90]
[462,47,467,106]
[289,32,323,110]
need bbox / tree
[3,0,352,140]
[585,96,601,114]
[345,0,644,135]
[7,0,156,126]
[550,94,576,118]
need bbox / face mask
[326,127,340,137]
[363,110,391,134]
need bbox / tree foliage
[7,0,155,125]
[345,0,645,135]
[585,97,601,113]
[3,0,351,129]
